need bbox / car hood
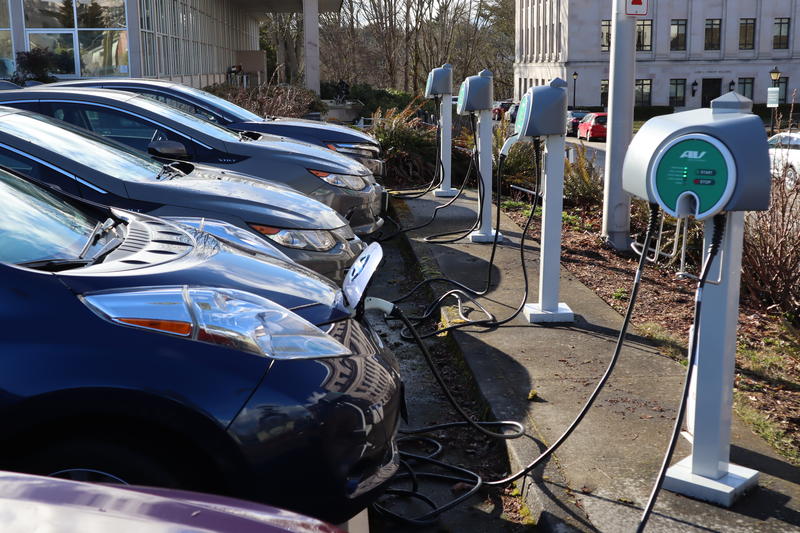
[59,214,350,325]
[0,471,341,533]
[124,168,348,230]
[225,136,371,176]
[229,118,379,147]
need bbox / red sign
[626,0,648,16]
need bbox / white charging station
[508,79,574,323]
[456,69,500,243]
[425,64,457,198]
[622,92,771,506]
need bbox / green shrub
[10,49,60,84]
[563,143,603,208]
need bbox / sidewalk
[395,191,800,532]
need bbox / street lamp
[572,71,578,110]
[729,80,736,92]
[770,66,782,135]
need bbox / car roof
[3,86,140,103]
[51,78,180,90]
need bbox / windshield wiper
[18,258,93,271]
[156,161,186,180]
[78,218,116,259]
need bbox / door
[702,78,722,108]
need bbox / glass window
[739,18,755,50]
[130,95,241,141]
[0,0,8,28]
[0,169,102,264]
[177,85,262,122]
[28,33,75,74]
[24,0,75,28]
[669,79,686,107]
[774,18,791,49]
[670,19,687,51]
[78,30,128,75]
[77,0,126,28]
[635,79,652,107]
[0,111,163,182]
[778,77,789,104]
[600,79,609,107]
[738,77,754,99]
[636,19,652,52]
[705,19,721,50]
[0,31,13,77]
[601,19,611,52]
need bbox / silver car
[0,106,364,281]
[0,87,385,235]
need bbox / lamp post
[572,71,578,110]
[770,66,781,136]
[729,80,736,92]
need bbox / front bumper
[356,156,385,179]
[312,183,385,237]
[227,318,402,524]
[279,231,366,283]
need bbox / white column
[664,212,759,506]
[469,109,500,243]
[302,0,320,94]
[434,95,456,197]
[524,134,574,323]
[602,0,634,250]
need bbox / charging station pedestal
[425,64,457,198]
[622,92,770,507]
[510,79,574,323]
[455,69,501,243]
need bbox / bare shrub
[203,81,320,118]
[742,170,800,319]
[563,143,603,208]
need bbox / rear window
[595,116,607,125]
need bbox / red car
[577,112,608,141]
[492,101,513,121]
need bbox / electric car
[47,78,385,177]
[577,112,608,142]
[0,167,401,523]
[768,132,800,187]
[0,87,385,235]
[0,106,365,281]
[0,471,341,532]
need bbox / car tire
[19,437,187,488]
[786,165,798,189]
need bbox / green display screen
[653,137,731,216]
[456,82,466,113]
[515,93,530,135]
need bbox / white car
[768,132,800,187]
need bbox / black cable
[636,213,727,533]
[389,97,444,198]
[481,201,663,487]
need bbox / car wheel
[786,165,798,189]
[20,438,186,488]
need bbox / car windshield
[572,112,588,119]
[595,116,607,125]
[770,136,800,149]
[176,85,263,122]
[0,112,164,181]
[0,169,105,264]
[131,95,245,140]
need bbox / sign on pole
[767,87,780,108]
[625,0,648,16]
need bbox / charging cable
[636,213,727,532]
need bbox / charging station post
[622,92,771,507]
[425,64,457,198]
[456,69,500,243]
[511,79,574,323]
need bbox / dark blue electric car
[0,167,401,523]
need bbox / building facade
[515,0,800,109]
[0,0,260,86]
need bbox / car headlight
[249,225,337,252]
[166,217,293,262]
[308,169,367,191]
[82,286,351,360]
[326,143,380,159]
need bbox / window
[669,79,686,107]
[774,18,791,49]
[635,79,652,107]
[738,77,754,100]
[636,19,652,51]
[24,0,129,76]
[600,79,609,107]
[0,0,11,77]
[778,77,789,104]
[705,19,721,50]
[670,19,687,51]
[739,18,755,50]
[601,19,611,52]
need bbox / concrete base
[468,230,502,243]
[664,456,760,507]
[434,187,458,198]
[523,302,575,323]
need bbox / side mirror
[148,140,189,160]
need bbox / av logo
[626,0,648,16]
[680,150,707,159]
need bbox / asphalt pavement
[390,190,800,532]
